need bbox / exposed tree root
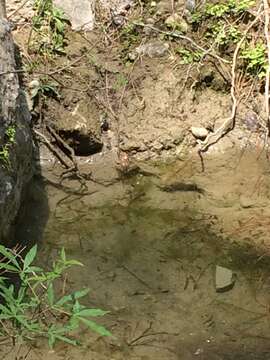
[198,6,264,171]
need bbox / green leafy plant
[240,42,267,77]
[30,79,60,101]
[205,3,229,17]
[0,126,16,168]
[192,0,254,24]
[30,0,69,56]
[0,145,10,168]
[120,22,140,53]
[0,245,111,348]
[5,126,16,144]
[205,23,241,46]
[176,48,203,64]
[205,0,254,18]
[113,73,128,90]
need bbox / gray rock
[0,14,33,243]
[53,0,95,31]
[239,195,255,209]
[136,41,169,58]
[185,0,196,12]
[165,14,189,33]
[215,265,235,293]
[190,126,208,139]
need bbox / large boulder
[0,3,33,243]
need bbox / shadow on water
[7,43,49,251]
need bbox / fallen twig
[7,0,31,19]
[134,22,229,64]
[121,265,152,289]
[46,125,78,171]
[33,129,71,169]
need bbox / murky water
[14,167,270,359]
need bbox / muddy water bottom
[14,169,270,360]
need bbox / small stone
[215,265,235,293]
[128,51,138,61]
[146,17,155,24]
[28,79,40,89]
[112,15,125,26]
[53,0,95,31]
[239,195,255,209]
[165,14,189,33]
[185,0,196,12]
[190,126,208,139]
[136,41,169,58]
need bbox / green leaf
[55,293,72,307]
[47,283,54,306]
[77,308,109,317]
[0,304,12,315]
[55,334,78,346]
[65,259,83,267]
[73,300,82,313]
[0,283,16,302]
[60,248,66,262]
[68,316,80,330]
[55,18,65,33]
[55,288,89,307]
[0,263,19,272]
[17,286,26,303]
[25,266,43,273]
[79,318,112,337]
[48,332,56,349]
[0,313,12,320]
[0,245,20,268]
[73,288,89,300]
[23,245,37,271]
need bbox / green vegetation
[0,146,10,168]
[0,245,111,348]
[192,0,255,46]
[113,73,128,90]
[241,42,268,77]
[204,0,255,17]
[120,22,140,55]
[0,126,16,169]
[176,48,203,64]
[205,23,241,46]
[5,126,16,144]
[31,79,60,101]
[30,0,69,56]
[183,0,268,79]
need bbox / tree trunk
[0,2,33,244]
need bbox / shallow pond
[9,160,270,360]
